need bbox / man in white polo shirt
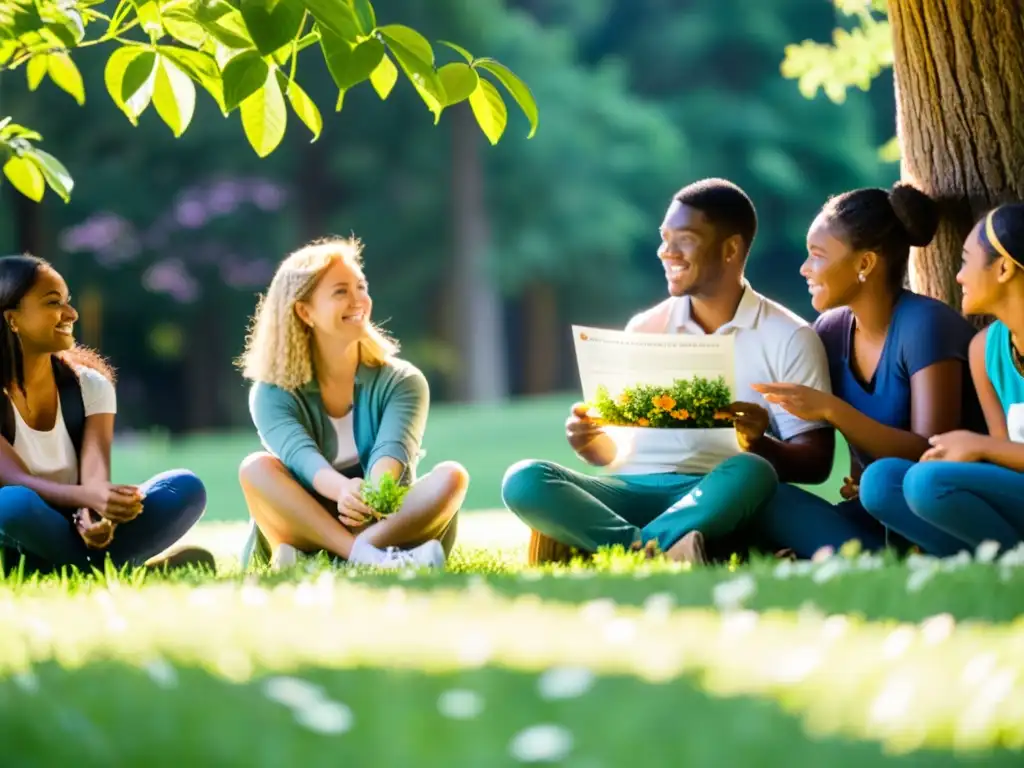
[502,178,834,564]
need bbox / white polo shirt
[610,282,831,475]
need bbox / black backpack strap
[52,357,85,459]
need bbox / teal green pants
[500,453,778,553]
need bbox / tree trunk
[447,104,508,403]
[521,281,560,395]
[889,0,1024,307]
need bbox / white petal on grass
[920,613,955,645]
[537,666,595,701]
[906,553,938,571]
[240,585,268,606]
[437,688,484,720]
[774,648,822,684]
[811,558,846,584]
[974,540,1000,564]
[940,550,972,572]
[262,675,326,709]
[772,559,794,580]
[456,633,493,667]
[869,676,916,724]
[881,626,916,660]
[143,658,178,689]
[602,617,636,645]
[509,724,574,763]
[13,670,39,693]
[997,541,1024,567]
[579,598,617,624]
[642,592,675,621]
[712,574,756,610]
[905,567,935,593]
[821,614,850,642]
[293,699,354,735]
[720,609,759,639]
[961,652,998,686]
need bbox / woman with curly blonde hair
[237,237,467,570]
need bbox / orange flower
[714,410,734,421]
[671,409,689,420]
[652,395,676,411]
[637,417,650,427]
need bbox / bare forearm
[311,467,351,501]
[979,438,1024,472]
[574,434,618,467]
[829,400,929,462]
[1,470,89,510]
[748,432,832,485]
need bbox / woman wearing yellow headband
[858,203,1024,554]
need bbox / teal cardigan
[240,359,429,568]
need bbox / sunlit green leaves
[23,52,85,104]
[1,0,539,204]
[279,71,321,141]
[474,59,538,138]
[320,32,383,92]
[239,0,304,57]
[379,24,445,121]
[298,0,359,41]
[152,56,196,136]
[781,1,892,104]
[468,78,506,145]
[3,155,45,201]
[239,66,286,157]
[438,62,477,106]
[222,50,269,111]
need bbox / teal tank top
[984,320,1024,442]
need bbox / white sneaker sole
[271,543,299,571]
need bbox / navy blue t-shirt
[813,290,984,470]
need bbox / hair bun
[889,181,939,247]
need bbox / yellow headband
[985,209,1023,269]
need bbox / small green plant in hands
[360,474,410,520]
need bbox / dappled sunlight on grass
[2,566,1024,755]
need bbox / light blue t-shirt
[984,320,1024,442]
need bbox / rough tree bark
[446,104,509,403]
[889,0,1024,308]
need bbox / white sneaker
[349,538,446,571]
[271,543,299,571]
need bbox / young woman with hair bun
[751,182,984,557]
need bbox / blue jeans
[752,483,888,558]
[0,469,207,574]
[501,453,778,553]
[860,458,1024,556]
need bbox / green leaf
[152,55,196,136]
[298,0,359,41]
[378,24,434,66]
[278,71,321,141]
[351,0,375,35]
[240,68,286,157]
[120,49,158,120]
[3,155,45,202]
[26,55,47,90]
[320,32,383,91]
[468,78,506,145]
[222,50,269,111]
[130,0,163,38]
[379,25,445,121]
[438,40,472,63]
[240,0,304,57]
[47,52,85,105]
[162,4,208,47]
[370,52,397,99]
[473,59,537,138]
[159,46,226,113]
[195,0,254,49]
[438,62,477,106]
[27,149,73,202]
[105,47,142,120]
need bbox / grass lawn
[6,397,1019,765]
[2,515,1023,766]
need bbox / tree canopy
[0,0,538,202]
